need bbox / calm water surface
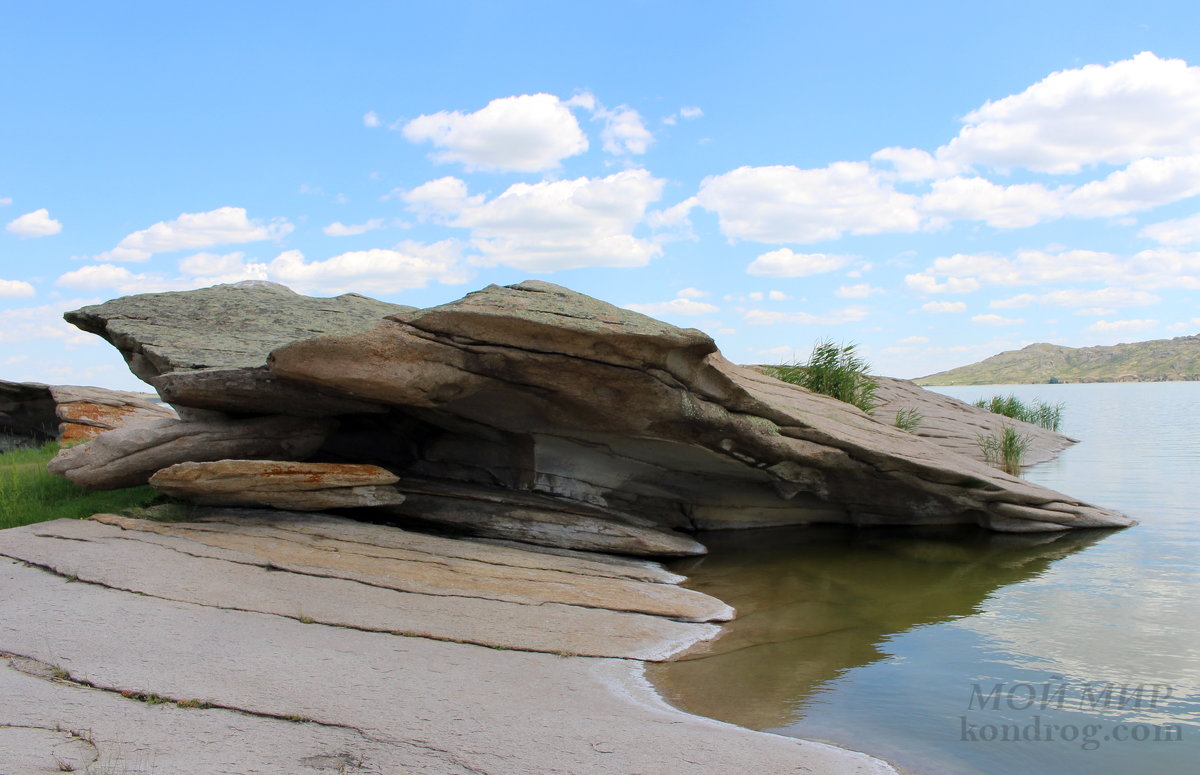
[648,382,1199,775]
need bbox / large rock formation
[149,460,408,511]
[50,280,1132,553]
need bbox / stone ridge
[916,334,1200,385]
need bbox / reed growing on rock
[973,394,1064,431]
[765,340,879,414]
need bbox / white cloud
[6,208,62,238]
[0,279,35,298]
[696,163,922,243]
[971,313,1024,326]
[1065,154,1200,217]
[414,169,665,272]
[747,249,851,277]
[835,283,883,299]
[1140,212,1200,245]
[598,105,653,155]
[871,147,959,181]
[768,290,788,301]
[267,242,469,294]
[744,306,869,325]
[989,294,1037,309]
[97,207,293,262]
[921,301,967,313]
[938,52,1200,173]
[401,93,588,172]
[323,218,385,237]
[0,300,103,346]
[624,298,720,316]
[677,287,709,299]
[1075,307,1118,316]
[905,274,982,294]
[680,106,703,119]
[1086,318,1158,334]
[1040,288,1160,307]
[1,197,12,206]
[403,177,484,220]
[1167,317,1200,332]
[921,177,1065,228]
[363,110,381,128]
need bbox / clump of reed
[765,340,879,414]
[973,394,1064,431]
[977,425,1031,476]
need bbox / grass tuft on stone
[0,442,162,530]
[973,394,1064,431]
[893,407,923,432]
[977,425,1031,476]
[765,340,879,414]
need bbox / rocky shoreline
[0,279,1132,773]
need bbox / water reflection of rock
[646,525,1111,731]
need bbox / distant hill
[915,334,1200,385]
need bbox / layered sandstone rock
[149,460,407,511]
[47,416,335,490]
[52,280,1133,546]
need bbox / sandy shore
[0,512,897,774]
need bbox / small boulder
[149,460,407,511]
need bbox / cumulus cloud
[401,93,588,172]
[268,242,469,294]
[677,287,710,299]
[743,306,869,325]
[871,147,959,182]
[972,313,1024,326]
[921,177,1065,228]
[624,297,720,316]
[97,207,293,262]
[1139,211,1200,245]
[746,249,851,277]
[363,110,381,128]
[905,274,982,294]
[6,208,62,238]
[697,163,922,243]
[679,106,703,120]
[938,52,1200,173]
[323,218,385,237]
[404,170,665,272]
[921,301,967,313]
[0,279,35,298]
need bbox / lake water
[648,382,1199,775]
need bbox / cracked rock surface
[0,518,897,775]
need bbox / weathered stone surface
[1,516,723,658]
[0,555,897,775]
[872,376,1073,466]
[47,416,335,490]
[268,280,1132,533]
[0,379,175,446]
[64,280,414,382]
[152,365,388,417]
[387,477,707,557]
[149,459,407,510]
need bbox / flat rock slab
[150,460,407,511]
[0,551,897,775]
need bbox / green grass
[893,407,923,432]
[977,425,1031,475]
[972,394,1064,431]
[0,442,162,530]
[765,340,879,414]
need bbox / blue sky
[4,1,1200,392]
